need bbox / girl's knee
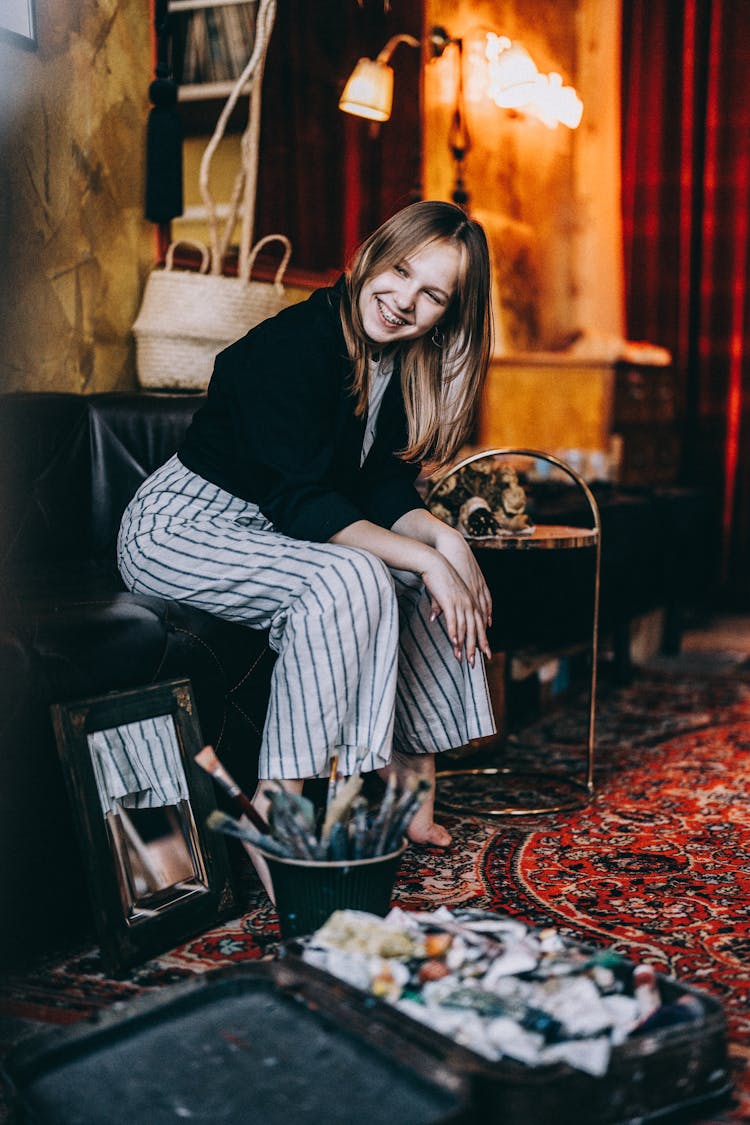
[310,550,398,647]
[349,551,398,623]
[320,546,395,607]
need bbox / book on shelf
[176,1,257,86]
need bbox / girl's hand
[420,551,491,666]
[433,525,493,640]
[334,511,492,665]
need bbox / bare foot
[378,752,452,848]
[408,821,452,848]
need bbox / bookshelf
[168,0,257,102]
[166,0,267,253]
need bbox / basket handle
[164,240,211,275]
[198,0,277,275]
[243,234,292,293]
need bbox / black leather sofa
[0,392,276,963]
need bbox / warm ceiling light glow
[339,58,394,121]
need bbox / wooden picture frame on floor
[51,678,236,973]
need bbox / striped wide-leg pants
[117,456,496,779]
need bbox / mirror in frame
[51,678,237,972]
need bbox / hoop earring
[431,325,444,348]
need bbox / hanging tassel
[145,1,183,223]
[145,64,183,222]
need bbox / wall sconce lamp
[339,26,583,210]
[339,27,470,208]
[339,26,583,130]
[338,28,452,123]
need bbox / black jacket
[178,282,425,542]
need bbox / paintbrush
[194,745,270,834]
[372,774,417,855]
[350,796,369,859]
[325,752,339,813]
[320,773,363,844]
[383,778,431,853]
[206,810,290,857]
[374,775,425,854]
[366,771,398,853]
[263,787,322,859]
[327,822,350,861]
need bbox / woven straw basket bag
[133,234,292,391]
[133,0,292,391]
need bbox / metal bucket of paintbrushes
[259,839,408,940]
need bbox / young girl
[118,200,496,896]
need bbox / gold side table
[428,449,601,817]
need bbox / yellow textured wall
[0,0,153,393]
[424,0,577,351]
[423,0,623,352]
[479,358,615,450]
[423,0,624,458]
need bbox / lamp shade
[339,58,394,122]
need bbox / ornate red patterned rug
[1,671,749,1123]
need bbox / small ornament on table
[428,461,535,539]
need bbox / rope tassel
[145,0,183,223]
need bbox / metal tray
[1,961,471,1125]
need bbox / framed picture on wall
[0,0,36,48]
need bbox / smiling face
[358,239,464,347]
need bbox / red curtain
[255,0,421,278]
[621,0,750,607]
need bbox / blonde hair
[339,200,492,468]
